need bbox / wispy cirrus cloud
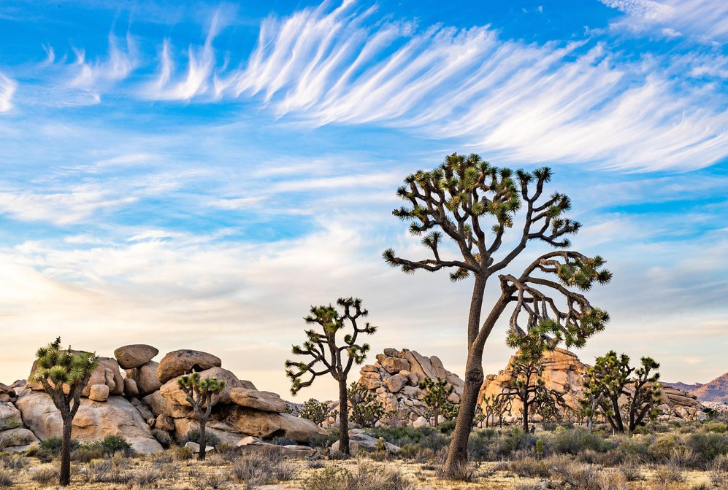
[601,0,728,42]
[0,74,16,112]
[138,2,728,171]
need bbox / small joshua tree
[300,398,338,426]
[285,297,377,455]
[383,154,612,476]
[178,373,226,461]
[497,322,565,432]
[480,394,511,428]
[32,337,98,486]
[581,351,661,433]
[419,377,455,427]
[348,382,386,428]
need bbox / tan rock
[126,361,162,396]
[98,358,125,396]
[89,384,110,402]
[114,344,159,369]
[229,388,287,413]
[0,427,39,448]
[218,406,326,443]
[0,402,22,430]
[124,378,139,398]
[383,348,399,357]
[160,367,244,406]
[385,374,408,393]
[382,357,410,374]
[16,391,162,453]
[156,349,222,384]
[155,414,175,431]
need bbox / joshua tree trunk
[522,400,530,432]
[60,416,73,486]
[338,380,350,455]
[198,419,207,461]
[444,284,511,477]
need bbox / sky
[1,0,728,400]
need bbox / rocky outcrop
[9,342,326,453]
[15,391,162,454]
[331,429,400,454]
[479,348,708,423]
[354,348,465,426]
[687,373,728,404]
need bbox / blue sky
[1,0,728,399]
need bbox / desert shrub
[496,428,535,456]
[173,445,194,461]
[553,461,600,490]
[30,467,58,485]
[504,456,550,478]
[309,429,340,448]
[619,460,642,481]
[596,470,629,490]
[88,457,132,484]
[185,428,221,448]
[132,467,162,486]
[302,465,352,490]
[39,436,80,455]
[648,434,680,462]
[550,427,612,455]
[191,471,225,490]
[0,470,13,487]
[654,464,684,484]
[99,435,132,455]
[152,429,173,448]
[0,455,26,470]
[365,426,449,451]
[437,419,457,435]
[702,421,728,434]
[687,433,728,463]
[468,428,497,460]
[232,450,294,488]
[615,435,650,460]
[669,446,697,468]
[577,448,625,466]
[71,444,104,462]
[302,462,413,490]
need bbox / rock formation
[685,373,728,404]
[479,348,708,423]
[354,348,464,426]
[8,343,325,454]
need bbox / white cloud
[0,74,16,112]
[601,0,728,42]
[140,2,728,171]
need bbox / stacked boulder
[11,344,325,454]
[479,348,708,423]
[1,381,39,452]
[355,348,464,426]
[147,348,325,446]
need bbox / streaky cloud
[0,74,17,112]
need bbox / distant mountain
[664,373,728,404]
[691,373,728,404]
[663,381,705,393]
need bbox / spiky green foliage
[348,382,386,428]
[285,297,376,395]
[580,351,662,433]
[33,337,99,486]
[498,322,566,432]
[299,398,338,426]
[479,394,511,428]
[177,373,226,460]
[419,377,456,427]
[383,154,612,476]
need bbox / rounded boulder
[114,344,159,369]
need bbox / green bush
[702,421,728,434]
[550,428,612,455]
[98,435,132,455]
[496,428,535,456]
[648,434,680,462]
[309,429,340,448]
[365,426,449,452]
[71,445,104,462]
[185,429,221,448]
[687,433,728,463]
[39,436,80,454]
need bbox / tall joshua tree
[384,153,611,476]
[32,337,98,486]
[285,297,376,455]
[178,373,226,461]
[419,377,455,426]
